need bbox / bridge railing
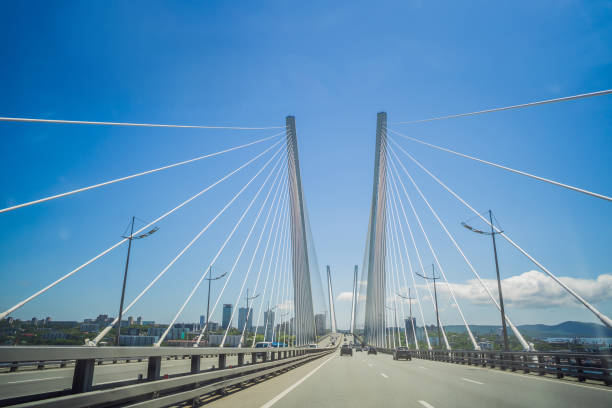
[0,345,333,407]
[377,348,611,385]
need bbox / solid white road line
[259,355,335,408]
[461,377,484,385]
[380,373,389,378]
[418,400,435,408]
[6,376,64,384]
[418,366,428,369]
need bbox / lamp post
[115,217,158,346]
[385,305,398,349]
[397,288,416,348]
[462,210,509,352]
[204,267,226,342]
[416,265,442,349]
[243,288,259,334]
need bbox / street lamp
[385,305,398,349]
[462,209,510,352]
[397,288,416,348]
[415,265,442,349]
[116,216,158,346]
[243,288,259,334]
[204,266,227,342]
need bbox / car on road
[307,343,318,349]
[354,345,362,352]
[254,342,272,348]
[367,347,377,355]
[340,345,353,356]
[393,347,412,361]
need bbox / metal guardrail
[0,345,334,407]
[376,348,611,386]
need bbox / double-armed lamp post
[204,267,227,340]
[462,209,510,352]
[416,265,441,349]
[116,216,159,346]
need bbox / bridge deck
[208,344,611,408]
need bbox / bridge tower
[363,112,388,348]
[285,116,316,345]
[327,265,337,333]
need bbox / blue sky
[0,1,611,330]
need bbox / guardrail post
[238,353,244,366]
[251,352,257,364]
[72,359,95,393]
[147,356,161,381]
[271,351,276,361]
[191,355,201,373]
[522,355,529,373]
[555,355,564,379]
[601,356,611,386]
[10,362,18,372]
[537,355,545,376]
[576,356,585,382]
[218,354,226,369]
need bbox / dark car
[354,345,363,352]
[393,347,411,361]
[367,347,377,355]
[340,345,353,356]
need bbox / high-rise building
[238,307,253,333]
[314,313,326,337]
[127,316,134,326]
[222,304,233,329]
[137,316,142,325]
[405,317,417,341]
[200,315,206,327]
[263,309,275,341]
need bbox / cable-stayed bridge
[0,89,611,407]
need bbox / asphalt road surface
[206,335,611,408]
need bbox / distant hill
[443,321,612,338]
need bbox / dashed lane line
[6,376,64,384]
[258,355,336,408]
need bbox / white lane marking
[416,359,612,393]
[380,373,388,378]
[418,366,428,369]
[461,377,483,385]
[368,363,373,367]
[418,401,435,408]
[259,355,335,408]
[6,376,64,384]
[426,358,612,393]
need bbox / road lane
[0,334,340,401]
[207,340,611,408]
[0,355,237,400]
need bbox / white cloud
[337,292,366,302]
[435,270,612,309]
[277,300,293,311]
[337,292,353,302]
